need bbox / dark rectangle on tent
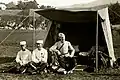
[36,9,97,23]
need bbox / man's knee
[15,63,21,69]
[41,63,47,67]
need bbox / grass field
[0,66,120,80]
[0,29,46,46]
[0,62,120,80]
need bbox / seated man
[15,41,32,73]
[49,33,76,74]
[31,40,48,74]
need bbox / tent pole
[95,11,99,72]
[33,11,35,50]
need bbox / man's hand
[49,48,52,52]
[65,54,70,57]
[41,60,45,64]
[54,49,61,55]
[69,55,73,58]
[60,55,64,58]
[20,61,23,66]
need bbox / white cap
[20,41,26,45]
[42,21,45,23]
[36,40,43,44]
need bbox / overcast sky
[0,0,120,7]
[0,0,96,6]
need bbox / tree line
[6,0,54,10]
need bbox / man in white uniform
[15,41,32,73]
[31,40,48,74]
[49,33,76,74]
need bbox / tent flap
[98,7,116,66]
[36,9,97,22]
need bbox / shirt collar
[37,48,43,51]
[21,49,27,52]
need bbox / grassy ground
[0,68,120,80]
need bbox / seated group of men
[10,33,76,74]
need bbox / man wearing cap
[49,33,76,74]
[15,41,32,73]
[30,40,48,74]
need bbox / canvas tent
[35,6,116,67]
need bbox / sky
[0,0,97,7]
[0,0,120,7]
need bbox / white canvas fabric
[98,7,116,67]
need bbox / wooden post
[95,11,99,72]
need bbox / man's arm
[49,42,58,51]
[28,51,32,62]
[32,51,40,63]
[41,49,48,63]
[68,42,75,57]
[49,42,61,55]
[16,52,23,65]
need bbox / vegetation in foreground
[0,62,119,80]
[0,66,120,80]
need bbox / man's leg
[58,57,66,69]
[47,50,53,66]
[62,57,76,72]
[50,51,59,66]
[6,62,26,74]
[27,62,39,74]
[19,63,31,74]
[38,63,47,72]
[29,61,38,70]
[67,57,77,72]
[3,62,20,73]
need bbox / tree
[17,1,25,9]
[24,0,38,9]
[109,2,120,25]
[39,5,46,9]
[17,0,38,9]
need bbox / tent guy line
[0,15,30,45]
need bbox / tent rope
[109,8,120,18]
[0,15,29,45]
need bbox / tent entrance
[55,20,107,52]
[59,22,96,51]
[44,12,107,52]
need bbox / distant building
[0,3,7,10]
